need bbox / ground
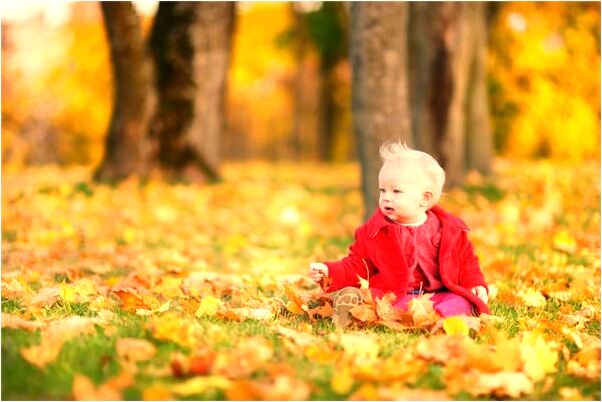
[1,160,600,400]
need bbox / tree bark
[350,1,411,218]
[408,2,492,187]
[465,2,492,175]
[148,1,235,182]
[95,2,155,182]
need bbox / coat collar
[366,205,469,238]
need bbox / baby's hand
[308,262,329,283]
[471,286,488,304]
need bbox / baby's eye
[379,188,385,193]
[393,189,403,194]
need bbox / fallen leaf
[21,316,98,368]
[520,331,558,381]
[338,332,380,363]
[447,370,534,398]
[442,316,470,336]
[72,374,121,401]
[519,288,547,308]
[2,313,45,331]
[331,365,354,394]
[195,296,223,318]
[116,338,157,364]
[142,384,174,401]
[170,376,232,396]
[349,304,378,323]
[252,374,311,400]
[29,286,60,307]
[408,293,438,327]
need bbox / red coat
[324,205,490,315]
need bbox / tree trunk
[350,1,411,219]
[148,1,235,182]
[290,3,318,161]
[95,2,155,182]
[465,2,492,175]
[408,2,492,187]
[317,66,337,161]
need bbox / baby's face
[378,160,432,224]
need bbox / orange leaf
[376,292,404,322]
[114,288,149,313]
[305,302,333,320]
[283,285,305,315]
[408,293,438,327]
[1,313,45,331]
[142,384,174,401]
[116,338,157,364]
[349,304,378,323]
[72,374,121,401]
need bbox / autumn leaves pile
[2,162,600,400]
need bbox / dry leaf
[408,293,439,327]
[442,316,470,336]
[331,365,354,394]
[116,338,157,363]
[72,374,121,401]
[519,288,547,308]
[170,376,232,396]
[142,384,174,401]
[520,331,558,381]
[2,313,45,331]
[21,316,98,368]
[349,304,378,323]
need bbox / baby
[308,141,489,327]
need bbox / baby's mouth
[384,206,395,213]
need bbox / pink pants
[394,291,473,317]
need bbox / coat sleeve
[322,226,376,293]
[457,230,488,292]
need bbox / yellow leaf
[442,316,470,337]
[285,300,304,315]
[339,332,380,363]
[171,376,232,396]
[357,274,369,289]
[305,344,340,364]
[520,331,559,381]
[142,384,173,401]
[59,283,76,303]
[519,289,547,308]
[553,230,577,254]
[331,365,354,394]
[195,296,223,318]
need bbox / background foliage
[2,2,599,167]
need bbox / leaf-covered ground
[2,160,600,400]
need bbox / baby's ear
[421,190,433,207]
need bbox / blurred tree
[352,2,492,216]
[94,2,155,181]
[148,2,235,182]
[408,2,492,187]
[350,2,411,217]
[281,2,350,162]
[303,2,348,161]
[96,1,234,183]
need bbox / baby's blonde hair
[379,141,446,205]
